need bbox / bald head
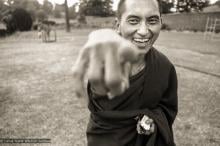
[117,0,161,19]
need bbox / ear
[114,18,121,34]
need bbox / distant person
[72,0,178,145]
[38,20,56,42]
[38,21,51,42]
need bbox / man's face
[116,0,161,53]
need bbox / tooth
[134,39,148,43]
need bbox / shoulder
[146,48,178,92]
[147,47,174,70]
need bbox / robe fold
[86,48,178,146]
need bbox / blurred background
[0,0,220,146]
[0,0,220,33]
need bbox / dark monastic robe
[86,48,178,146]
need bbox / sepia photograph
[0,0,220,146]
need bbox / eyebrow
[126,15,140,19]
[127,15,160,20]
[148,15,160,19]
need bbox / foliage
[0,0,41,22]
[24,0,41,21]
[36,9,48,22]
[69,4,78,19]
[87,0,114,16]
[53,4,63,18]
[2,8,32,33]
[53,8,62,18]
[78,0,114,17]
[0,29,7,37]
[2,0,40,10]
[77,0,87,23]
[0,1,6,19]
[42,0,53,15]
[176,0,209,12]
[161,23,170,30]
[12,8,32,31]
[161,0,174,14]
[0,0,53,21]
[214,0,220,6]
[0,0,8,13]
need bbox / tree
[69,4,77,19]
[3,0,28,9]
[0,1,8,19]
[12,8,32,31]
[1,0,40,22]
[0,0,6,11]
[42,0,53,15]
[161,0,174,14]
[2,13,16,33]
[24,0,41,22]
[176,0,209,12]
[78,0,87,24]
[53,7,61,18]
[53,4,64,18]
[85,0,114,17]
[2,8,32,33]
[214,0,220,6]
[64,0,70,32]
[36,9,48,22]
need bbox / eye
[148,18,159,25]
[127,18,139,25]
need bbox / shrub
[0,29,8,37]
[12,8,33,31]
[2,8,33,33]
[161,23,170,30]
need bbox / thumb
[72,47,90,98]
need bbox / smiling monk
[72,0,178,145]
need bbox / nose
[137,22,149,37]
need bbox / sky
[37,0,218,10]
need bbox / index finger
[72,47,90,98]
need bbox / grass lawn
[0,29,219,146]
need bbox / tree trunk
[64,0,70,32]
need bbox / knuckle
[84,41,100,50]
[87,67,103,83]
[72,69,81,78]
[88,74,102,84]
[105,77,122,89]
[72,67,84,78]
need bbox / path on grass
[157,46,220,78]
[156,31,220,78]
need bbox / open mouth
[132,38,150,48]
